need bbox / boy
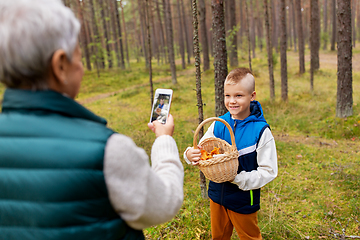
[184,68,278,240]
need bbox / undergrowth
[0,48,359,239]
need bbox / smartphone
[150,88,173,124]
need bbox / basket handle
[193,117,237,150]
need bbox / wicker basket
[193,117,239,183]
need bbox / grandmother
[0,1,183,239]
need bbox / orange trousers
[210,199,262,240]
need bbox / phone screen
[150,89,173,124]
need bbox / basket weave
[193,117,239,183]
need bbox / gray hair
[0,0,80,90]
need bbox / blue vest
[0,89,144,240]
[208,101,269,214]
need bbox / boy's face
[224,79,256,120]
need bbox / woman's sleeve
[103,133,184,230]
[231,128,278,190]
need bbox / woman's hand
[148,114,174,138]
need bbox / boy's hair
[224,68,255,92]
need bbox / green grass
[1,48,359,239]
[76,48,359,239]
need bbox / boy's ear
[251,91,256,101]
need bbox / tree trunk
[212,0,227,117]
[357,0,360,42]
[163,0,177,84]
[310,0,320,92]
[352,0,356,47]
[180,0,192,65]
[198,0,210,71]
[146,0,154,107]
[192,0,207,199]
[256,0,263,52]
[250,0,256,58]
[131,1,141,63]
[89,0,103,72]
[227,0,238,67]
[311,0,320,71]
[331,0,337,50]
[287,0,292,49]
[323,0,328,50]
[77,0,91,71]
[148,0,160,65]
[155,0,167,64]
[245,0,252,72]
[109,0,121,68]
[177,0,186,69]
[290,0,297,52]
[280,0,288,101]
[113,0,125,69]
[119,0,130,68]
[239,0,244,47]
[100,0,112,69]
[264,0,275,101]
[271,0,278,51]
[295,0,305,74]
[336,0,353,118]
[138,0,149,67]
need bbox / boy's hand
[148,114,174,137]
[186,146,202,165]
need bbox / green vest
[0,89,144,240]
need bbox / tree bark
[280,0,288,101]
[245,0,252,72]
[256,0,263,52]
[138,0,149,67]
[271,0,278,51]
[357,0,360,42]
[163,0,177,84]
[177,0,186,69]
[131,0,141,62]
[109,0,121,68]
[192,0,207,199]
[89,0,104,72]
[331,0,337,51]
[100,0,112,69]
[155,0,167,64]
[77,0,91,71]
[119,0,130,67]
[113,0,125,69]
[228,0,238,67]
[290,0,297,52]
[336,0,353,118]
[295,0,305,74]
[264,0,275,101]
[323,0,328,50]
[180,0,192,65]
[310,0,320,92]
[146,0,154,107]
[352,0,356,47]
[250,0,256,58]
[212,0,228,117]
[198,0,210,71]
[311,0,320,71]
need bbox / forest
[57,0,359,239]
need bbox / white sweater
[184,122,277,190]
[104,134,184,230]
